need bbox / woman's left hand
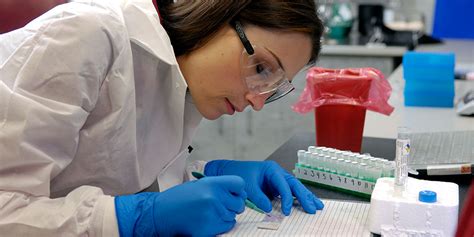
[204,160,324,216]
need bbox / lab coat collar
[120,0,186,85]
[120,0,194,159]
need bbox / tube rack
[293,146,395,198]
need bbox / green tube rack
[293,146,395,198]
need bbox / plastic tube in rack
[297,150,305,164]
[395,127,410,194]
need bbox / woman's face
[177,24,312,120]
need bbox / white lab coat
[0,0,203,235]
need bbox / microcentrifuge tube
[297,150,305,165]
[395,127,410,192]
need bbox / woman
[0,0,324,236]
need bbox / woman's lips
[225,98,236,115]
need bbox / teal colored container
[404,91,454,107]
[402,52,455,107]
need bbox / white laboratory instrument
[456,90,474,116]
[369,128,459,236]
[368,177,459,236]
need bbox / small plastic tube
[304,151,311,167]
[355,154,365,162]
[349,161,358,177]
[334,151,344,159]
[381,160,392,177]
[388,161,396,177]
[371,158,383,167]
[310,153,319,169]
[364,165,374,182]
[315,147,324,154]
[358,163,368,180]
[330,157,338,173]
[323,155,332,172]
[337,159,346,175]
[373,166,383,180]
[344,160,352,177]
[297,150,306,165]
[361,156,370,165]
[317,154,325,170]
[327,149,336,158]
[367,165,382,182]
[340,152,350,161]
[320,148,329,156]
[308,146,317,153]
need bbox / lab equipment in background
[383,0,425,33]
[357,3,441,49]
[368,177,459,236]
[403,52,455,107]
[292,67,393,152]
[457,90,474,116]
[326,3,353,40]
[432,0,474,40]
[293,146,395,198]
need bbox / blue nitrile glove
[114,175,247,236]
[204,160,324,216]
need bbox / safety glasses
[232,20,295,104]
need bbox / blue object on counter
[403,52,455,107]
[419,190,437,203]
[432,0,474,40]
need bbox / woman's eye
[256,64,272,77]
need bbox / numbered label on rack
[294,165,375,195]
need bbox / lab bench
[265,132,472,214]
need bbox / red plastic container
[315,105,367,152]
[313,77,372,152]
[293,67,393,152]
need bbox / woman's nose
[245,93,268,111]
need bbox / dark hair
[158,0,323,64]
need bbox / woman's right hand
[115,176,247,236]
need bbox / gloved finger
[211,175,247,198]
[212,220,237,236]
[287,176,321,214]
[214,201,237,222]
[221,191,246,214]
[246,185,273,213]
[267,172,293,216]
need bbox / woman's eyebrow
[264,46,285,71]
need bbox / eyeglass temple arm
[232,20,255,55]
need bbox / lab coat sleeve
[0,2,127,236]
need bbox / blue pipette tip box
[402,52,455,108]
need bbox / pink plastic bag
[292,67,394,152]
[292,67,394,115]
